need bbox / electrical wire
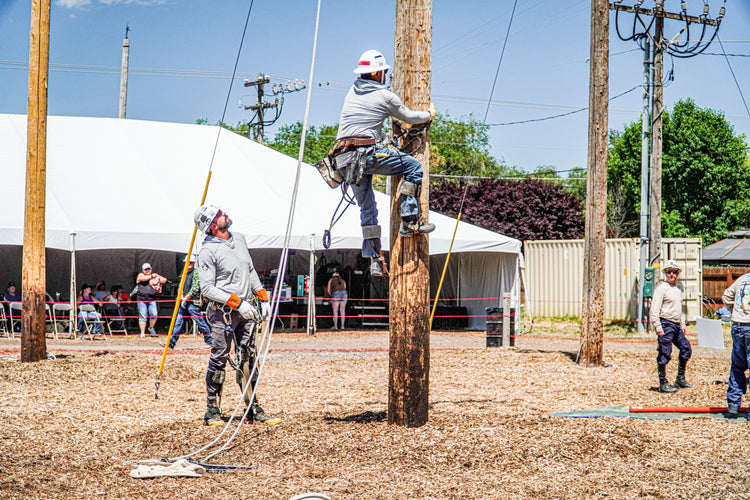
[717,35,750,119]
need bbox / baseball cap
[142,263,151,270]
[7,281,16,288]
[332,272,340,277]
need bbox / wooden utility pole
[389,0,432,427]
[22,0,51,362]
[579,0,609,367]
[648,14,664,272]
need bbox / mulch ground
[0,329,747,499]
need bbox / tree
[266,122,339,165]
[430,178,584,241]
[195,118,250,137]
[608,99,750,244]
[429,112,522,178]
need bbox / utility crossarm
[609,3,720,26]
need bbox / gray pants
[205,306,258,406]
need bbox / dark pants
[657,318,692,365]
[205,306,258,406]
[727,323,750,409]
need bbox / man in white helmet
[333,49,437,276]
[649,259,692,393]
[193,204,280,426]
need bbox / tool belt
[329,136,376,158]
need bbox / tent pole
[69,232,76,337]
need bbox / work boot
[203,404,224,426]
[658,363,677,393]
[250,403,281,426]
[204,336,213,347]
[674,360,693,388]
[399,215,436,237]
[370,257,387,277]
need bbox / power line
[717,35,750,119]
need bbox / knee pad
[398,180,421,198]
[362,224,381,240]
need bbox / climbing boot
[250,403,281,426]
[203,404,224,426]
[370,257,387,277]
[399,215,436,237]
[674,360,693,388]
[658,363,677,393]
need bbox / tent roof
[2,114,520,255]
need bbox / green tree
[195,118,250,137]
[266,122,339,165]
[608,99,750,244]
[429,112,522,178]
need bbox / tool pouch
[314,154,344,189]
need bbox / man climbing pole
[332,49,437,276]
[193,204,280,427]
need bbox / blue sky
[1,0,748,173]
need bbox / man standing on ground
[194,204,280,427]
[167,254,212,349]
[649,260,692,393]
[722,269,750,414]
[332,49,436,276]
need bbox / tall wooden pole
[389,0,432,427]
[649,15,664,272]
[22,0,51,362]
[119,31,130,119]
[579,0,608,367]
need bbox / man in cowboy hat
[649,259,692,393]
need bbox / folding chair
[103,304,128,336]
[8,302,22,337]
[0,306,10,337]
[52,303,73,340]
[79,304,107,339]
[45,304,54,338]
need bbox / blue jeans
[170,302,211,346]
[78,310,102,334]
[350,146,423,258]
[137,301,158,321]
[727,323,750,409]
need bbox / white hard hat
[194,204,221,234]
[664,259,681,273]
[353,49,391,74]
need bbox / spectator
[327,272,348,330]
[135,263,167,338]
[167,255,212,349]
[77,283,103,335]
[93,281,112,301]
[103,285,126,331]
[4,281,21,302]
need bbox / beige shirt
[649,281,684,331]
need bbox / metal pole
[637,38,652,334]
[119,34,130,119]
[307,234,316,335]
[69,232,77,337]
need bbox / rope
[429,0,519,328]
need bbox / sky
[1,0,749,174]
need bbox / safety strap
[330,136,376,157]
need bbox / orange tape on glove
[255,288,269,302]
[226,292,242,310]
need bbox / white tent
[1,114,521,329]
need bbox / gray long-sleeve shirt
[723,272,750,324]
[197,231,263,306]
[336,77,431,143]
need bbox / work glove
[260,302,272,321]
[428,102,437,121]
[237,300,260,320]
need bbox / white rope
[172,0,323,463]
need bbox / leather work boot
[399,215,436,237]
[204,404,224,426]
[659,380,677,393]
[250,403,281,426]
[674,360,693,388]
